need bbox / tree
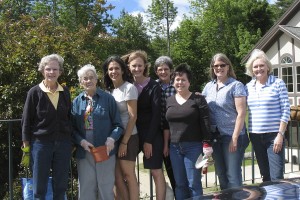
[0,15,120,197]
[54,0,114,34]
[171,19,210,91]
[189,0,273,83]
[270,0,295,21]
[111,10,150,54]
[0,0,114,34]
[0,0,31,20]
[147,0,178,55]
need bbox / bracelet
[121,142,127,145]
[278,131,285,136]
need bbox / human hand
[80,139,94,152]
[118,142,127,157]
[143,142,152,159]
[105,137,115,156]
[163,145,169,157]
[203,142,213,156]
[273,134,284,153]
[229,138,237,153]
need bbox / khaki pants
[77,153,116,200]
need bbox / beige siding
[287,12,300,27]
[280,34,293,56]
[267,43,279,65]
[295,40,300,63]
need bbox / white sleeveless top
[111,81,138,135]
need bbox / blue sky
[107,0,277,30]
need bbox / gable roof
[280,25,300,40]
[241,0,300,63]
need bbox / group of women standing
[21,49,290,200]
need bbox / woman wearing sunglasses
[202,53,249,190]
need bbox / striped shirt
[245,75,290,133]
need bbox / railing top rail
[0,119,21,122]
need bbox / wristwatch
[278,131,285,136]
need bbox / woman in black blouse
[165,63,210,200]
[122,50,166,200]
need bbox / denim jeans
[212,134,249,190]
[31,140,72,200]
[249,132,284,182]
[169,142,203,200]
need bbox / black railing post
[8,121,13,200]
[297,121,300,171]
[251,143,255,184]
[149,171,153,200]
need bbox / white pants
[77,153,116,200]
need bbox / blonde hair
[245,49,273,77]
[121,50,151,76]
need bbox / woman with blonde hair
[122,50,166,200]
[245,49,290,182]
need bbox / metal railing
[1,119,300,199]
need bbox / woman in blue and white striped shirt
[245,49,290,182]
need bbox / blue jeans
[169,142,203,200]
[31,140,72,200]
[212,134,249,190]
[249,132,284,182]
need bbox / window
[282,67,293,92]
[297,66,300,92]
[282,67,294,92]
[280,55,293,92]
[273,68,279,78]
[281,56,293,64]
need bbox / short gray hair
[38,54,64,73]
[154,56,173,71]
[77,64,98,82]
[245,49,273,77]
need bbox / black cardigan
[136,79,162,144]
[22,85,72,142]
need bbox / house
[242,0,300,106]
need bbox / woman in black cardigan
[122,50,166,200]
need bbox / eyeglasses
[213,64,228,68]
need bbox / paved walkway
[137,153,300,199]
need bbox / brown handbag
[90,146,109,163]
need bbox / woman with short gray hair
[38,54,65,73]
[22,53,73,199]
[71,64,123,200]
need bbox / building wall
[267,43,279,65]
[280,34,293,56]
[287,11,300,27]
[295,40,300,63]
